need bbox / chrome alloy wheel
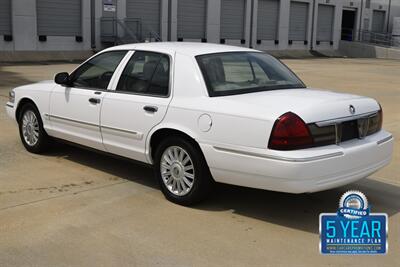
[22,110,40,146]
[160,146,195,196]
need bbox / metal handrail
[116,19,140,43]
[358,29,398,48]
[100,17,162,44]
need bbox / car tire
[18,103,50,154]
[154,136,214,206]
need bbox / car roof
[103,42,259,57]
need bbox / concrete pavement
[0,59,399,266]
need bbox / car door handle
[143,105,158,113]
[89,98,101,104]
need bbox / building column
[117,0,126,19]
[169,0,178,41]
[82,0,92,50]
[251,0,259,48]
[206,0,221,43]
[332,1,344,50]
[244,0,252,47]
[116,0,126,39]
[161,0,169,41]
[279,0,291,50]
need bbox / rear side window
[70,51,127,90]
[116,51,170,96]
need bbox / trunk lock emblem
[349,105,356,114]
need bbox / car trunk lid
[217,88,380,123]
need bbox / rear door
[100,51,172,162]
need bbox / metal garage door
[0,0,11,35]
[127,0,160,37]
[317,4,334,41]
[177,0,207,39]
[372,10,385,32]
[257,0,279,40]
[289,1,309,41]
[221,0,246,40]
[37,0,82,36]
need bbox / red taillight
[378,106,383,130]
[268,112,313,150]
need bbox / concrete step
[339,40,400,59]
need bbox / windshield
[196,52,306,97]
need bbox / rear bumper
[200,130,393,193]
[5,102,15,121]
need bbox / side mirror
[54,72,70,85]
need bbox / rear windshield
[196,52,306,97]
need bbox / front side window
[70,51,127,90]
[196,52,305,97]
[116,51,170,96]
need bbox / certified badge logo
[338,191,369,219]
[320,191,388,255]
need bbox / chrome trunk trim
[315,111,378,127]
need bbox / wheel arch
[147,126,202,164]
[15,97,39,122]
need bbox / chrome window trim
[213,146,344,162]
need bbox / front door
[101,51,172,162]
[49,51,128,150]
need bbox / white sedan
[6,43,393,205]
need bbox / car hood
[210,88,380,123]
